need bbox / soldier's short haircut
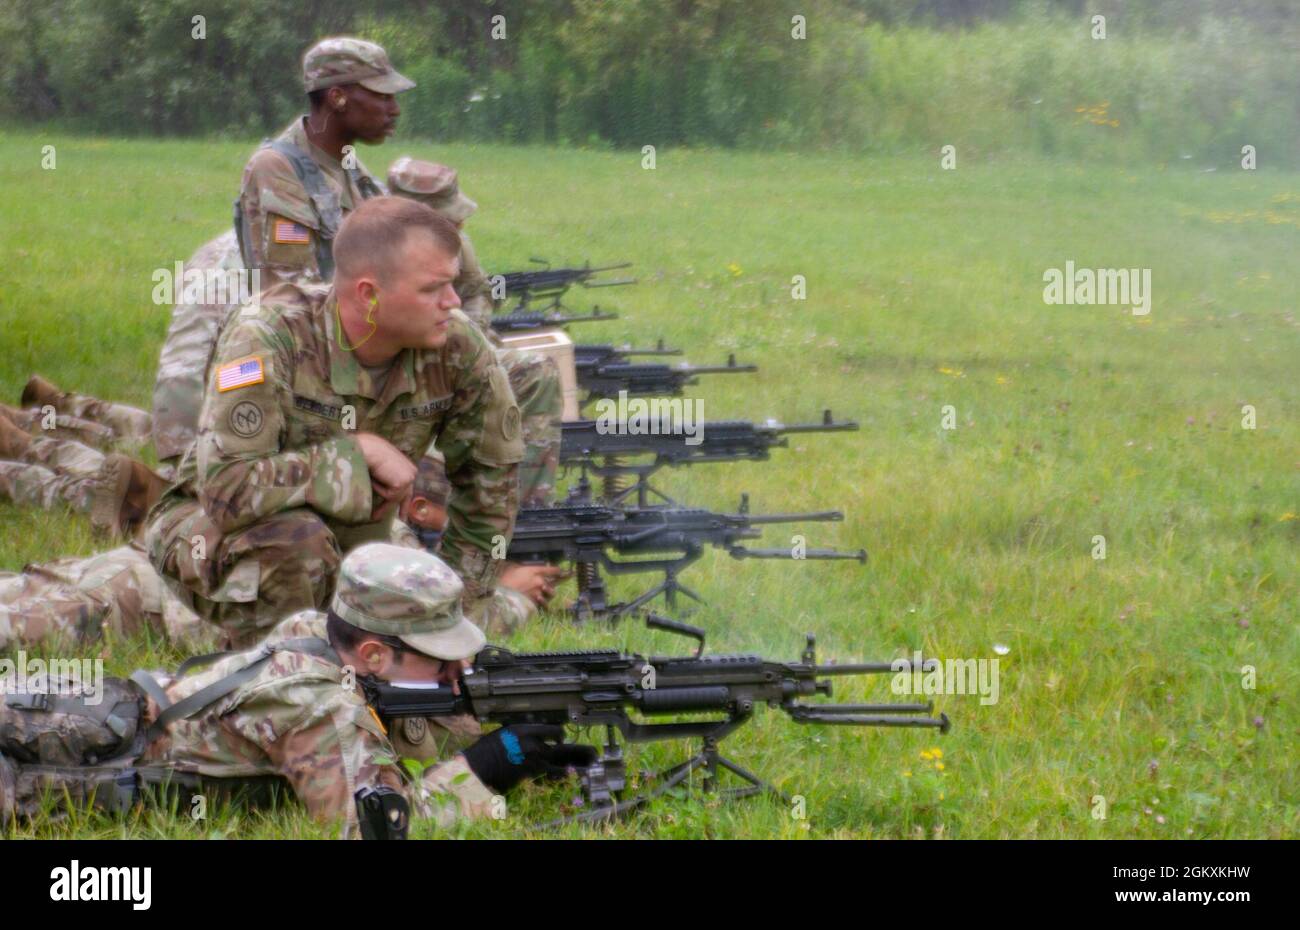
[334,195,461,284]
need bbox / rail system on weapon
[577,352,757,402]
[364,615,949,827]
[509,488,867,620]
[563,408,859,504]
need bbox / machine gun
[562,408,859,504]
[573,339,683,370]
[496,259,636,314]
[578,353,757,402]
[509,488,867,620]
[489,306,619,335]
[364,616,949,828]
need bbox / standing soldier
[156,35,411,461]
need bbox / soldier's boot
[20,375,64,411]
[121,463,169,538]
[90,454,161,538]
[0,408,32,459]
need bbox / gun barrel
[814,659,939,675]
[677,363,758,376]
[742,509,843,525]
[777,419,859,435]
[618,345,683,357]
[730,546,868,562]
[788,711,950,731]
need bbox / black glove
[461,724,599,795]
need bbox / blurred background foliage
[0,0,1295,165]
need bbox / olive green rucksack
[0,676,150,822]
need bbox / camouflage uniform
[0,544,213,653]
[2,545,496,836]
[21,391,151,453]
[0,433,107,514]
[0,421,165,537]
[145,281,525,648]
[388,158,562,507]
[2,403,119,450]
[152,230,246,461]
[152,38,410,461]
[234,116,383,289]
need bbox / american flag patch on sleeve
[217,356,265,392]
[272,219,311,244]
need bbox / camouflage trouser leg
[21,434,106,477]
[9,407,118,451]
[147,499,341,649]
[0,461,96,514]
[503,350,561,507]
[53,392,152,451]
[0,545,209,652]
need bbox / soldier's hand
[499,563,569,606]
[461,724,598,794]
[355,432,417,511]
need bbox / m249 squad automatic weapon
[509,490,867,620]
[364,615,950,828]
[496,259,636,313]
[489,306,619,335]
[572,339,683,370]
[562,408,859,504]
[578,353,757,402]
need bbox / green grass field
[1,130,1296,839]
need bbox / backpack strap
[139,637,338,742]
[4,689,141,743]
[352,168,385,200]
[264,139,342,280]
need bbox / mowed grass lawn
[0,130,1296,839]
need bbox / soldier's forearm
[198,437,371,531]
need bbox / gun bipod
[533,715,787,829]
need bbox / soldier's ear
[357,641,387,671]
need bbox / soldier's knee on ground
[202,509,342,648]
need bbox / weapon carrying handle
[645,612,706,656]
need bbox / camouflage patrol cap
[303,37,415,95]
[388,157,478,223]
[332,543,484,661]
